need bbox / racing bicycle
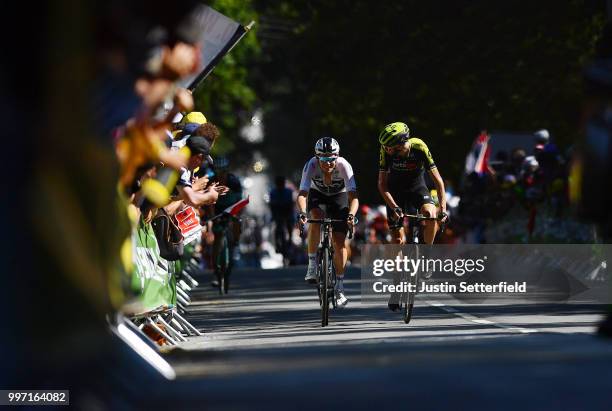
[391,213,445,324]
[301,217,355,327]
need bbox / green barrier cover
[132,221,177,312]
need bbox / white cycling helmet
[534,129,550,144]
[315,137,340,157]
[523,155,539,170]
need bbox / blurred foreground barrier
[127,221,202,346]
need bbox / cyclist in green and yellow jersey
[377,121,448,245]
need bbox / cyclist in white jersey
[297,137,359,307]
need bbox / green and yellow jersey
[379,137,436,190]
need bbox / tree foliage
[256,0,606,202]
[192,0,261,155]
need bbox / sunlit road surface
[165,265,612,410]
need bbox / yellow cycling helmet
[379,122,410,146]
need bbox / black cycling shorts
[307,189,349,233]
[386,185,435,227]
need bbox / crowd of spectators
[4,0,256,400]
[456,129,584,243]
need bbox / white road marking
[425,299,539,334]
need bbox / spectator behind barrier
[176,136,227,208]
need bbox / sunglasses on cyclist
[383,145,402,153]
[318,156,338,163]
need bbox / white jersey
[299,156,357,195]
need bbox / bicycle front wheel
[321,247,330,327]
[403,244,419,324]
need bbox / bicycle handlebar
[306,218,353,224]
[299,217,357,239]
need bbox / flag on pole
[223,196,250,216]
[464,131,491,175]
[180,5,255,91]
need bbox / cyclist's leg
[279,215,290,251]
[411,186,437,244]
[285,216,294,247]
[329,192,349,277]
[307,210,323,256]
[282,216,294,265]
[209,222,226,286]
[212,224,223,267]
[273,216,283,252]
[329,192,349,306]
[230,218,241,248]
[305,190,323,282]
[386,191,407,310]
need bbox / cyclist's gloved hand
[346,213,355,228]
[438,210,449,223]
[393,206,404,221]
[298,212,307,226]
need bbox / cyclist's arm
[348,190,359,217]
[377,171,399,210]
[296,159,315,218]
[296,190,308,227]
[296,190,308,215]
[428,167,447,213]
[415,138,447,215]
[377,146,399,211]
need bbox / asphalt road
[164,265,612,410]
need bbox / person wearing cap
[176,136,226,207]
[172,110,207,136]
[170,111,209,150]
[179,111,207,127]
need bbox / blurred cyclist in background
[209,157,243,285]
[269,176,296,265]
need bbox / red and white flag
[175,206,202,244]
[223,196,249,216]
[465,131,491,175]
